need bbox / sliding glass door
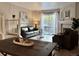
[41,12,58,35]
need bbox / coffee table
[0,37,57,56]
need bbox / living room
[0,2,75,40]
[0,2,79,56]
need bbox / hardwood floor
[54,47,79,56]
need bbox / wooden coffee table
[0,37,57,56]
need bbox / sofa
[21,26,39,38]
[53,28,78,50]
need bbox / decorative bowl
[13,38,34,47]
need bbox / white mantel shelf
[59,20,73,25]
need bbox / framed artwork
[65,10,70,18]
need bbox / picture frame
[65,10,70,18]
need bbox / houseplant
[72,18,79,30]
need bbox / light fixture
[12,15,15,18]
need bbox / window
[41,12,58,35]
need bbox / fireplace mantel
[59,20,72,33]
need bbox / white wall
[76,2,79,18]
[0,3,31,19]
[31,11,41,27]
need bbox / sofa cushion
[29,26,34,31]
[22,27,28,32]
[25,31,34,34]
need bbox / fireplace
[61,24,72,33]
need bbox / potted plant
[72,18,79,30]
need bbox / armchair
[53,28,78,50]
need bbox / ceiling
[10,2,75,11]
